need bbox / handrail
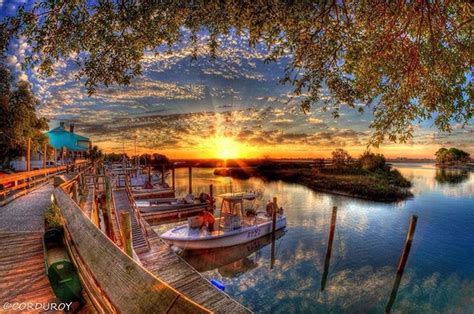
[0,160,89,185]
[124,176,150,247]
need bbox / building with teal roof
[46,122,91,160]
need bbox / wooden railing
[124,176,150,246]
[54,179,209,313]
[0,160,89,206]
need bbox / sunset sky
[2,1,473,159]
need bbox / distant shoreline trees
[435,148,471,166]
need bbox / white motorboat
[160,192,286,250]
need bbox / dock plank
[0,231,56,305]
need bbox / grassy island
[216,151,413,202]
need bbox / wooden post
[121,211,133,257]
[71,181,78,203]
[385,215,418,313]
[26,137,31,171]
[105,177,115,242]
[271,197,277,239]
[209,184,214,209]
[172,165,175,190]
[321,206,337,291]
[161,164,165,185]
[270,236,276,269]
[43,143,47,169]
[188,167,192,194]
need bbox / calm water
[153,164,474,313]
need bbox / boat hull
[161,216,287,250]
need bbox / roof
[46,126,90,151]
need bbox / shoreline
[214,165,413,203]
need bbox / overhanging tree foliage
[0,62,49,166]
[1,1,472,146]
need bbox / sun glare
[213,137,242,159]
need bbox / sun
[212,137,241,159]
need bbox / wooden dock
[113,189,150,253]
[112,189,251,313]
[0,231,56,304]
[0,184,63,306]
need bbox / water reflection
[181,230,286,277]
[435,169,469,185]
[153,165,474,312]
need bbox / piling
[385,215,418,313]
[321,206,337,291]
[120,211,133,257]
[272,197,277,239]
[148,166,151,184]
[209,184,214,208]
[172,165,176,190]
[188,167,193,194]
[161,164,165,185]
[105,177,115,242]
[71,181,78,203]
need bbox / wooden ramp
[0,231,56,304]
[113,189,149,253]
[139,227,251,313]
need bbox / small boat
[43,228,83,303]
[160,192,286,250]
[138,193,214,223]
[132,184,175,199]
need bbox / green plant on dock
[44,202,62,230]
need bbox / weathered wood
[209,184,214,208]
[0,232,56,305]
[321,206,337,291]
[272,197,277,239]
[385,215,418,313]
[138,226,251,314]
[188,167,193,194]
[71,181,78,203]
[172,165,176,189]
[54,188,210,313]
[120,212,133,257]
[162,164,165,185]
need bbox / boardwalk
[112,189,250,313]
[0,184,54,232]
[0,185,56,304]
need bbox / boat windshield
[219,194,259,231]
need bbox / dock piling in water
[272,197,278,239]
[385,215,418,313]
[162,164,165,185]
[321,206,337,291]
[172,165,176,189]
[188,167,193,194]
[209,184,214,208]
